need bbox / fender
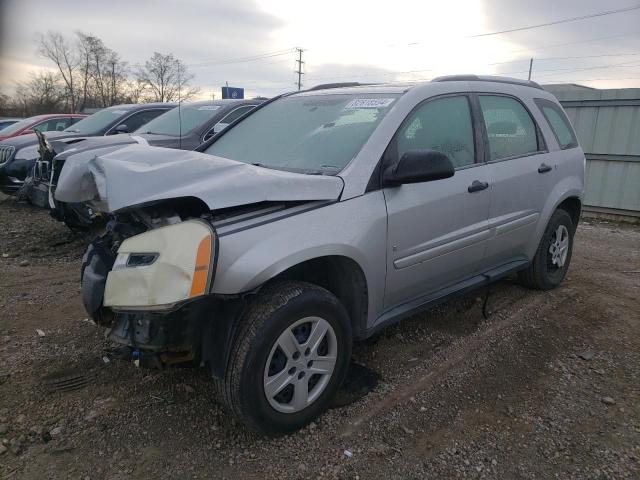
[529,172,584,258]
[211,193,389,326]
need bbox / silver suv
[70,75,585,435]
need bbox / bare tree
[13,71,66,116]
[37,31,80,112]
[0,92,9,116]
[135,52,199,102]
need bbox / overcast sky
[1,0,640,99]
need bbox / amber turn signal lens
[189,234,212,297]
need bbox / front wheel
[214,281,352,436]
[519,208,575,290]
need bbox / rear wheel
[214,281,352,436]
[519,209,575,290]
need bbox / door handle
[538,163,552,173]
[468,180,489,193]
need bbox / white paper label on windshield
[198,105,221,111]
[344,98,395,109]
[111,110,128,115]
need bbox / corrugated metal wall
[547,87,640,215]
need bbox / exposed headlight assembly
[104,220,215,309]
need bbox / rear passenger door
[383,94,492,309]
[476,94,556,266]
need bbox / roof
[304,75,544,95]
[298,83,413,96]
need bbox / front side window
[534,98,578,150]
[205,93,399,174]
[218,105,256,125]
[136,104,224,136]
[33,118,72,132]
[118,110,166,133]
[479,95,539,161]
[392,95,475,168]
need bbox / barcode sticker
[344,98,395,109]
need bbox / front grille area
[0,145,15,165]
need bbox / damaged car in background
[29,99,262,229]
[63,76,585,435]
[0,103,174,196]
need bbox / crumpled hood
[54,144,344,212]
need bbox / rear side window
[534,98,578,150]
[393,95,475,168]
[479,95,540,161]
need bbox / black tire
[214,281,352,436]
[519,209,575,290]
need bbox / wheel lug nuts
[305,348,311,356]
[298,371,305,380]
[288,367,296,375]
[292,352,300,360]
[307,361,313,368]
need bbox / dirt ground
[0,194,639,480]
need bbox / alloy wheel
[548,224,570,268]
[263,316,337,413]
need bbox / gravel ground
[0,194,639,479]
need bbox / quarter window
[534,98,578,150]
[394,96,475,168]
[479,95,539,161]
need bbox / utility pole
[528,58,533,80]
[295,48,305,90]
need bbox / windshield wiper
[64,129,80,133]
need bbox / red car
[0,114,87,141]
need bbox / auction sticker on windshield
[344,98,395,109]
[198,106,221,111]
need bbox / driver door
[383,94,492,309]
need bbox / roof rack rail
[432,74,543,90]
[309,82,370,91]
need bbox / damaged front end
[81,201,219,368]
[72,144,343,369]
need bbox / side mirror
[113,124,129,134]
[383,150,455,187]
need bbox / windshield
[204,93,399,173]
[0,117,42,136]
[64,107,131,134]
[135,103,222,136]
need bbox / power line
[469,4,640,38]
[488,52,640,66]
[187,48,295,68]
[543,75,640,83]
[503,31,640,55]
